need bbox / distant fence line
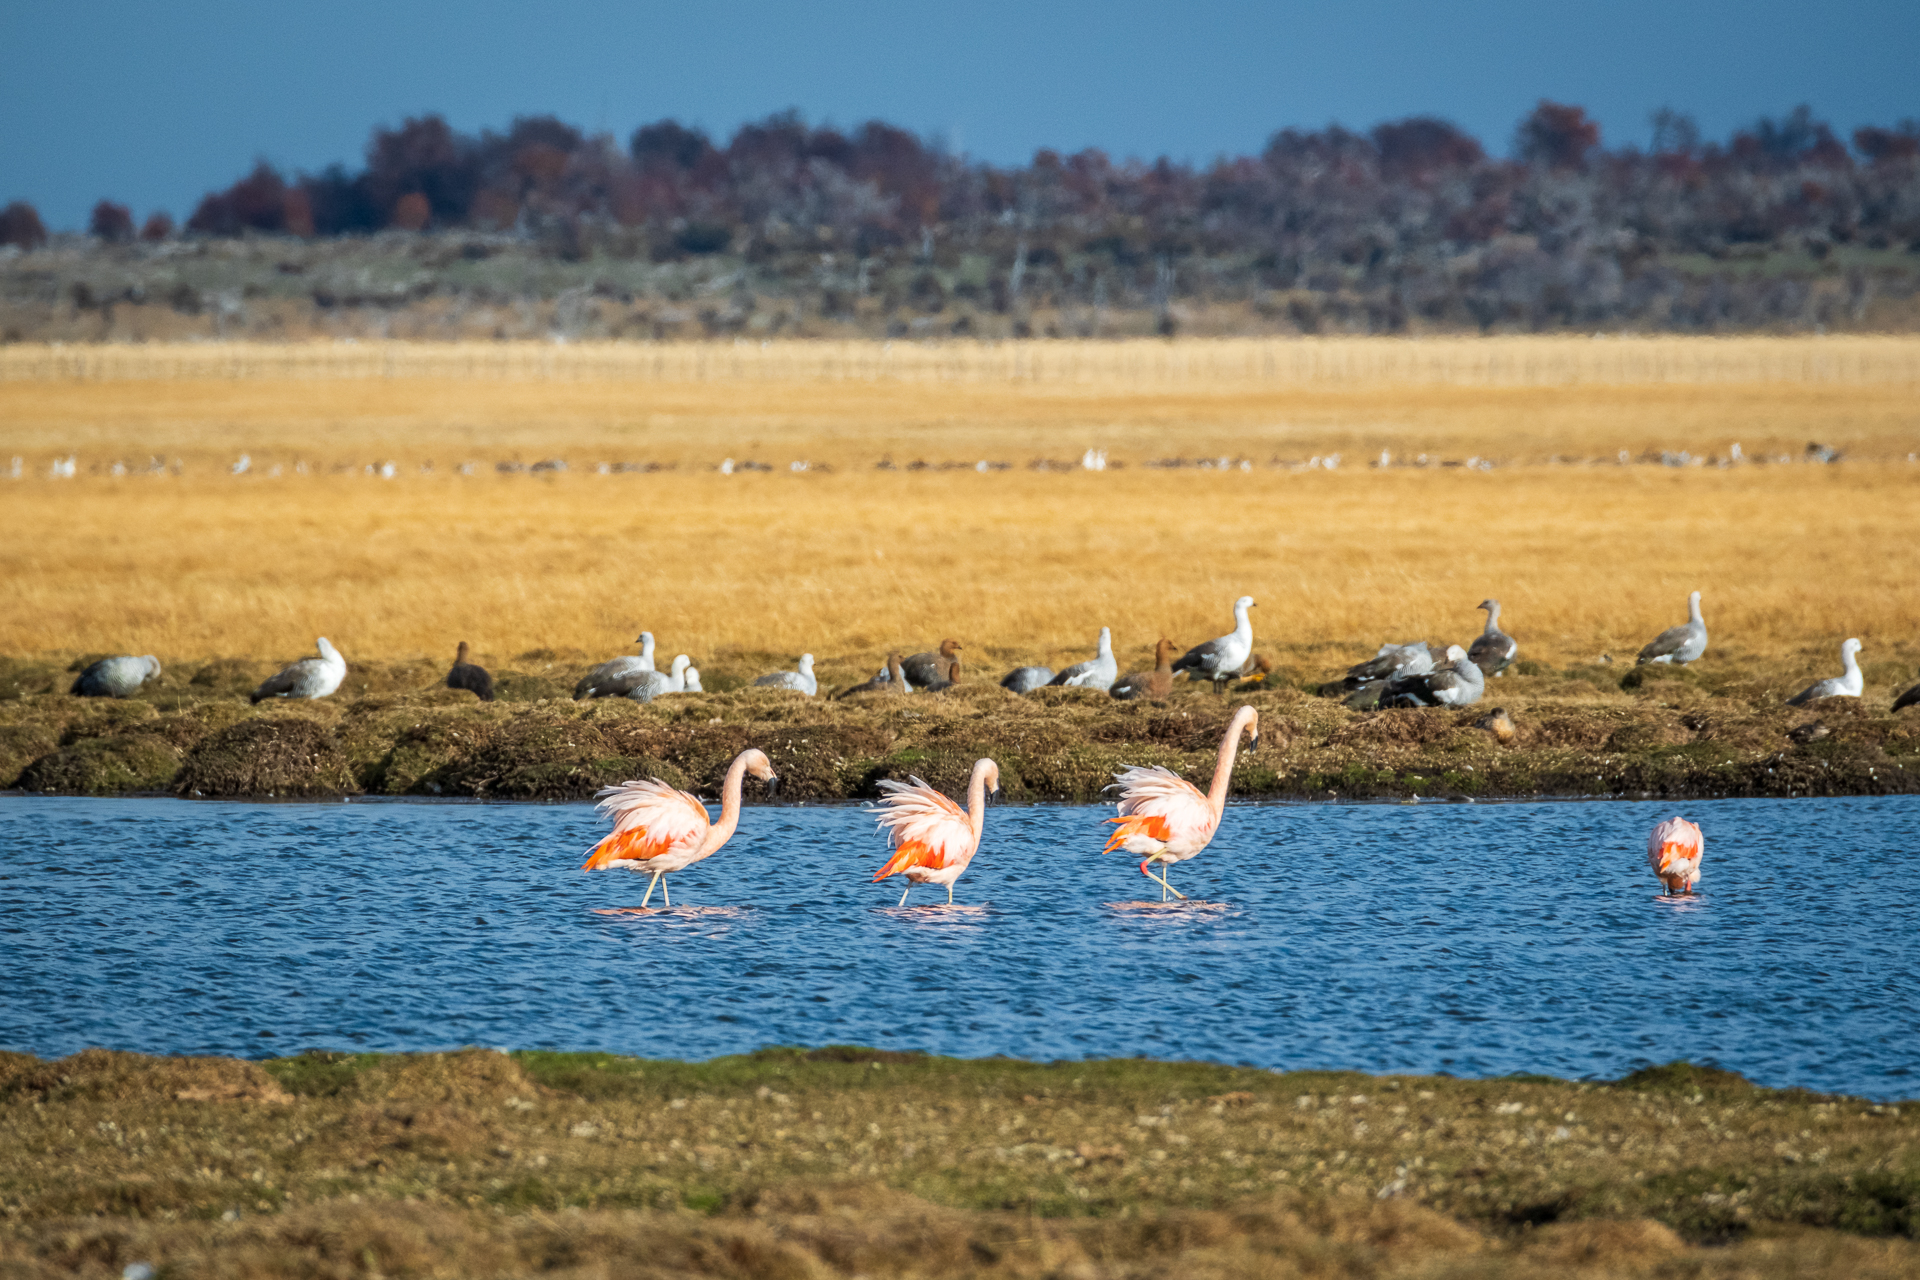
[3,337,1918,387]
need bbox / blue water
[0,795,1915,1097]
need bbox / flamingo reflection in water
[871,758,1001,905]
[581,748,778,908]
[1102,705,1259,901]
[1647,816,1704,896]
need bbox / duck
[1381,644,1484,708]
[1786,638,1864,706]
[1637,592,1707,665]
[70,655,162,698]
[1467,599,1518,677]
[1048,627,1118,690]
[839,652,910,698]
[753,654,817,695]
[1110,638,1176,701]
[573,632,657,698]
[1001,664,1055,693]
[445,642,495,701]
[251,638,347,704]
[1171,596,1255,693]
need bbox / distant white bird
[1638,591,1708,665]
[1467,599,1518,677]
[625,655,695,703]
[1787,638,1864,706]
[1382,644,1484,708]
[251,638,346,703]
[574,632,658,699]
[754,654,817,695]
[1172,596,1255,693]
[1001,665,1055,693]
[1048,627,1118,690]
[70,655,162,698]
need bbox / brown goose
[1111,639,1177,702]
[1233,654,1276,691]
[1467,599,1518,676]
[446,642,495,701]
[838,652,910,699]
[900,639,963,690]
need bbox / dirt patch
[351,1048,543,1105]
[174,716,355,797]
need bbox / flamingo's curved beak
[1249,730,1261,752]
[988,786,1001,806]
[765,773,781,798]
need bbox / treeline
[32,102,1919,259]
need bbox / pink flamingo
[870,758,1001,905]
[580,748,778,907]
[1647,816,1704,895]
[1102,705,1261,900]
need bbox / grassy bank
[2,649,1918,802]
[0,1046,1915,1279]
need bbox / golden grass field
[2,338,1918,689]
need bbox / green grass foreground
[4,650,1918,803]
[2,1046,1917,1278]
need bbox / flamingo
[581,748,778,908]
[1102,705,1260,901]
[871,758,1001,905]
[1646,816,1703,895]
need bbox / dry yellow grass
[1,339,1917,675]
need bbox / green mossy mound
[173,716,356,797]
[17,731,182,794]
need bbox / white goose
[1172,596,1255,693]
[754,654,817,695]
[626,654,695,703]
[1048,627,1118,690]
[1787,639,1864,706]
[574,631,658,698]
[1637,592,1708,666]
[251,638,347,703]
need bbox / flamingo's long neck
[1205,708,1256,816]
[701,752,753,853]
[966,765,991,841]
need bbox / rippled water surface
[2,795,1915,1096]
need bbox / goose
[1171,596,1255,693]
[1344,641,1438,688]
[1110,639,1176,701]
[1001,664,1055,693]
[1381,644,1484,708]
[625,654,694,703]
[573,632,657,699]
[839,652,909,698]
[753,654,817,695]
[1786,638,1864,706]
[445,642,495,701]
[251,638,347,703]
[683,666,704,692]
[1048,627,1118,690]
[70,655,161,698]
[1637,591,1707,665]
[1894,672,1920,713]
[1233,654,1276,691]
[898,639,963,690]
[1467,599,1518,676]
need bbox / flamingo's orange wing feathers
[1645,816,1704,880]
[582,778,710,869]
[1102,765,1214,851]
[871,776,974,880]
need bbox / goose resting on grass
[1467,599,1518,677]
[753,654,817,695]
[1344,641,1438,688]
[70,655,161,698]
[251,638,346,704]
[446,642,495,701]
[898,639,963,690]
[1171,596,1255,694]
[1381,644,1484,708]
[573,632,656,698]
[1110,639,1176,702]
[1048,627,1118,690]
[1637,592,1708,666]
[1786,638,1864,706]
[620,654,695,703]
[1001,664,1055,693]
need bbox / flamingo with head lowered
[871,758,1001,905]
[1102,705,1260,900]
[1646,816,1703,896]
[581,748,778,908]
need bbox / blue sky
[3,0,1915,229]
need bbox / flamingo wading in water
[871,759,1001,905]
[581,748,778,908]
[1646,816,1704,895]
[1102,705,1260,901]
